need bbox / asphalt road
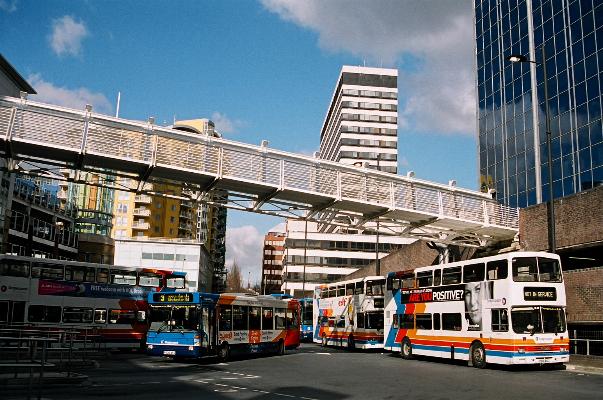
[7,343,603,400]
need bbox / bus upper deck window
[463,263,485,283]
[487,260,508,280]
[337,286,345,297]
[416,271,433,287]
[442,267,461,285]
[538,258,562,282]
[512,257,538,282]
[328,287,336,298]
[433,269,441,286]
[355,282,364,294]
[346,283,355,295]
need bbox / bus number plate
[163,350,176,356]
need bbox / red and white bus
[384,251,569,368]
[0,254,186,348]
[313,276,385,349]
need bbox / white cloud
[269,222,286,233]
[261,0,475,136]
[211,111,244,135]
[225,225,265,285]
[0,0,18,12]
[49,15,89,57]
[28,73,113,115]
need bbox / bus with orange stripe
[313,276,385,349]
[146,292,300,360]
[383,251,569,368]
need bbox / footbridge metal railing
[0,95,518,247]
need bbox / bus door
[201,304,217,350]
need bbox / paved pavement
[2,345,603,399]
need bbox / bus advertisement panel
[146,292,300,360]
[313,277,385,350]
[383,252,569,368]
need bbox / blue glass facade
[475,0,603,207]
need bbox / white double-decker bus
[313,276,385,349]
[383,251,569,368]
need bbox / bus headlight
[188,346,194,351]
[147,345,153,350]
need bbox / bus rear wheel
[401,337,413,360]
[218,343,230,362]
[470,342,486,369]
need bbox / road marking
[205,382,319,399]
[316,352,331,355]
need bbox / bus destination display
[153,293,194,303]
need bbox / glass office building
[475,0,603,207]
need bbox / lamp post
[302,218,308,299]
[507,47,555,253]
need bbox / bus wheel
[278,340,285,356]
[470,342,486,369]
[218,343,230,362]
[347,335,355,351]
[401,337,413,360]
[321,334,327,347]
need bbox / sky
[0,0,478,285]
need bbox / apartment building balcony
[133,208,151,217]
[134,194,152,204]
[179,211,193,219]
[132,221,150,230]
[178,222,193,231]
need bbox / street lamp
[506,47,555,253]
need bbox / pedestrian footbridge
[0,95,518,247]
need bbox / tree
[226,260,245,292]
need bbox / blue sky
[0,0,476,284]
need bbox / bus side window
[416,313,432,330]
[442,313,462,331]
[336,317,345,328]
[337,286,345,297]
[357,313,365,328]
[328,318,335,328]
[355,282,364,295]
[433,313,441,330]
[442,267,461,285]
[346,283,355,295]
[487,260,508,280]
[0,260,29,277]
[400,314,414,329]
[233,306,248,331]
[491,309,509,332]
[219,306,232,331]
[261,307,273,330]
[94,309,107,324]
[433,270,441,286]
[392,314,399,328]
[275,308,286,330]
[463,263,485,282]
[416,271,433,287]
[328,287,336,298]
[97,268,109,284]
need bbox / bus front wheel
[470,341,486,369]
[401,337,413,360]
[218,343,230,361]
